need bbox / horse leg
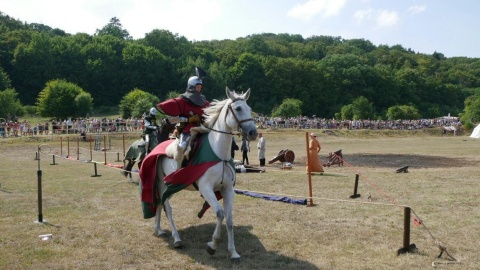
[123,159,135,182]
[198,186,228,257]
[154,201,166,236]
[162,199,183,248]
[221,187,240,262]
[154,160,183,247]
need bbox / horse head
[225,87,258,141]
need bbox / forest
[1,12,480,120]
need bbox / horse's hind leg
[154,203,166,236]
[154,198,183,248]
[163,199,183,248]
[153,160,183,247]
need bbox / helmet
[149,107,158,116]
[187,76,202,91]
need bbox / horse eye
[235,106,241,112]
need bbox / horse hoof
[206,245,216,255]
[173,240,184,248]
[230,257,241,264]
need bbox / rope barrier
[321,144,460,264]
[42,135,462,264]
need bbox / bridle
[204,98,254,135]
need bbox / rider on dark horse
[156,67,210,155]
[142,107,159,154]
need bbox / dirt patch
[337,153,476,168]
[295,153,476,168]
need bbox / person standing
[257,132,266,166]
[306,133,324,173]
[231,136,239,159]
[241,137,250,165]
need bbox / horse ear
[226,86,233,99]
[243,88,251,100]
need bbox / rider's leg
[178,132,191,151]
[144,133,150,154]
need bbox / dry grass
[1,129,479,269]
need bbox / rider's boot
[178,132,191,152]
[145,135,150,155]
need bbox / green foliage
[340,104,354,120]
[340,96,374,120]
[165,91,181,100]
[386,105,421,120]
[2,12,480,120]
[0,88,25,118]
[95,17,131,40]
[460,94,480,129]
[24,105,37,115]
[119,88,159,118]
[0,66,12,90]
[36,79,92,118]
[75,92,94,117]
[271,98,302,118]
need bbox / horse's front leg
[222,187,240,262]
[199,187,224,256]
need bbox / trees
[339,96,374,120]
[386,105,421,120]
[36,79,93,118]
[0,66,12,90]
[95,17,131,40]
[2,11,480,120]
[0,88,25,118]
[119,88,159,118]
[271,98,302,118]
[460,94,480,129]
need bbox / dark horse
[123,119,175,182]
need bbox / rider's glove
[188,115,200,124]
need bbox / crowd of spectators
[0,115,462,138]
[0,117,144,138]
[255,116,462,130]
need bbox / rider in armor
[143,107,158,154]
[157,67,210,152]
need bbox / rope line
[322,144,460,264]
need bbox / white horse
[150,87,257,262]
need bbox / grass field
[1,128,478,269]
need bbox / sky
[1,0,479,58]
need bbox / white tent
[470,124,480,138]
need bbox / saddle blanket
[139,135,234,219]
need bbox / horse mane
[202,91,243,128]
[202,99,229,128]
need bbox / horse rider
[143,107,159,154]
[156,67,210,153]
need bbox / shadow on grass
[157,223,319,269]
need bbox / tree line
[1,13,480,128]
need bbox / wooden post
[397,207,417,255]
[104,135,107,165]
[67,137,70,157]
[350,174,361,198]
[60,137,63,156]
[306,132,314,206]
[77,137,80,160]
[122,133,125,157]
[91,162,101,177]
[89,136,93,161]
